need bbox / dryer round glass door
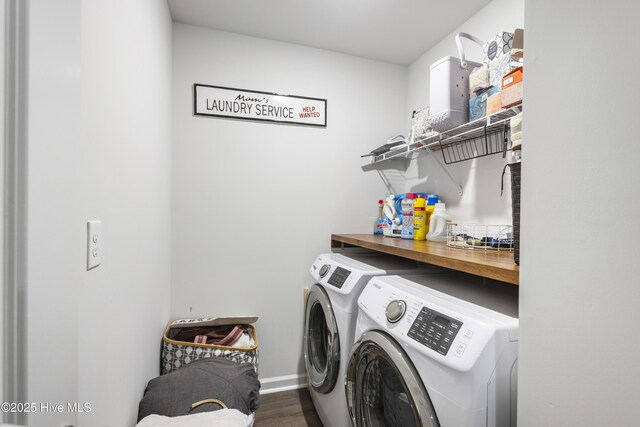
[346,330,439,427]
[304,284,340,394]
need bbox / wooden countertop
[331,234,519,285]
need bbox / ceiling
[167,0,493,65]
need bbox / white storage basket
[429,56,481,133]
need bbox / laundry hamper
[161,317,259,375]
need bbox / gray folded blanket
[138,357,260,421]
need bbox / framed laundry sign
[193,84,327,127]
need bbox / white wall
[171,23,407,386]
[26,1,172,426]
[518,1,640,425]
[402,0,524,224]
[77,1,172,425]
[26,1,82,425]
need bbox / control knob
[386,300,406,323]
[319,264,330,278]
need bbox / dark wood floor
[255,388,324,426]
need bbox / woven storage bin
[510,162,521,265]
[161,318,259,375]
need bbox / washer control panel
[327,266,351,288]
[407,307,463,356]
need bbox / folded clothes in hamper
[174,324,249,347]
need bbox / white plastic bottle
[426,202,450,242]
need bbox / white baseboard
[260,373,307,394]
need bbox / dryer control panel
[407,307,462,356]
[309,253,385,296]
[327,266,351,289]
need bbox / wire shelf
[369,103,522,165]
[446,223,514,252]
[438,122,510,164]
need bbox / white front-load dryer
[346,272,519,427]
[304,249,444,427]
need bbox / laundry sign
[194,84,327,127]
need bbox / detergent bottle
[424,195,439,235]
[400,193,417,239]
[426,202,450,242]
[382,194,401,237]
[393,192,430,218]
[413,197,427,240]
[373,200,385,235]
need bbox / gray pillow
[138,357,260,421]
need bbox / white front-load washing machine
[304,249,444,427]
[346,272,519,427]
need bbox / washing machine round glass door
[304,284,340,394]
[346,330,439,427]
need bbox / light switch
[87,220,102,270]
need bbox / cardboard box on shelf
[502,67,523,90]
[483,32,514,63]
[469,86,499,121]
[501,67,523,108]
[486,92,503,116]
[501,82,523,108]
[489,54,515,87]
[469,64,490,94]
[511,29,524,58]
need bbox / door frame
[2,0,28,425]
